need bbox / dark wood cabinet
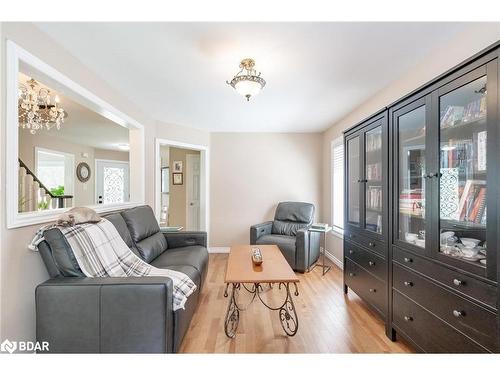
[344,110,389,323]
[343,41,500,353]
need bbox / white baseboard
[208,246,230,254]
[325,250,343,270]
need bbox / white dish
[461,238,481,248]
[461,253,486,261]
[405,233,418,243]
[415,239,425,248]
[480,259,487,265]
[440,231,454,240]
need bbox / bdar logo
[1,339,17,354]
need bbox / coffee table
[224,245,300,338]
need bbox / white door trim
[155,138,209,244]
[185,153,201,231]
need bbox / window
[331,137,344,236]
[35,148,75,196]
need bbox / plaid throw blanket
[33,219,196,311]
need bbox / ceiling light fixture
[18,78,68,134]
[226,58,266,101]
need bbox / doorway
[95,159,130,204]
[155,139,208,234]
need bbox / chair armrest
[250,221,273,244]
[295,228,321,273]
[163,231,207,248]
[36,277,174,353]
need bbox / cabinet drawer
[345,233,385,257]
[345,242,386,281]
[345,258,386,317]
[393,264,496,351]
[392,291,487,353]
[393,247,497,309]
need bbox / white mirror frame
[6,40,145,228]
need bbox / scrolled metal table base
[224,282,299,338]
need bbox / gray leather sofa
[250,202,320,272]
[35,205,208,353]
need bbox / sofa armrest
[295,228,321,273]
[163,231,207,248]
[250,221,273,244]
[36,277,174,353]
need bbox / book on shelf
[457,179,486,223]
[440,96,486,129]
[399,189,424,216]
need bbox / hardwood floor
[180,254,413,353]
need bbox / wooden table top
[225,245,299,284]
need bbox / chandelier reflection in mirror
[226,58,266,101]
[18,78,68,134]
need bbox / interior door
[186,154,200,230]
[96,160,130,204]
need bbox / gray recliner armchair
[250,202,320,272]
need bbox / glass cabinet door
[364,126,383,234]
[396,104,427,249]
[437,75,488,272]
[347,136,360,227]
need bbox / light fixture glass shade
[227,58,266,101]
[234,79,263,99]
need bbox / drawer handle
[369,288,376,293]
[404,316,413,322]
[404,257,413,263]
[453,278,465,286]
[349,250,354,255]
[368,261,375,266]
[349,272,355,277]
[453,310,464,318]
[403,281,413,287]
[368,242,376,247]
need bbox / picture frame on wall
[172,172,183,185]
[161,167,169,193]
[173,161,183,172]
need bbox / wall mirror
[6,41,145,228]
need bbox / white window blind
[331,137,344,235]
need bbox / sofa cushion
[43,228,84,277]
[150,245,208,287]
[121,206,167,263]
[255,234,296,269]
[274,202,315,223]
[272,202,314,236]
[272,220,308,236]
[105,213,142,259]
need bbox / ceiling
[34,22,473,132]
[19,72,129,151]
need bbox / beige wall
[94,148,129,162]
[322,23,500,263]
[168,147,200,228]
[210,133,323,246]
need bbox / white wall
[322,23,500,264]
[210,133,323,246]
